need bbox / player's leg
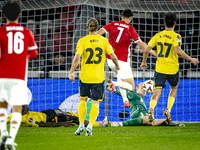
[120,78,134,108]
[9,106,22,142]
[0,101,9,149]
[143,116,171,126]
[86,100,99,136]
[165,72,179,124]
[111,118,143,127]
[106,78,132,107]
[152,119,166,126]
[75,97,87,135]
[92,116,108,127]
[0,80,9,149]
[116,61,134,108]
[149,72,166,124]
[86,82,104,136]
[107,59,134,107]
[75,81,90,135]
[149,88,162,123]
[1,79,26,149]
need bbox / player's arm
[69,54,81,82]
[114,90,136,102]
[109,53,120,70]
[28,49,38,60]
[97,28,106,35]
[140,46,152,71]
[28,30,38,60]
[114,90,121,96]
[137,41,158,57]
[38,121,75,127]
[174,46,199,65]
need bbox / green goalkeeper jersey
[115,90,148,118]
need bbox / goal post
[0,0,199,122]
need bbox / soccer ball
[143,80,154,93]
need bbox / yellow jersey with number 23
[148,30,182,74]
[76,34,114,83]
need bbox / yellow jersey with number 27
[148,30,182,74]
[76,34,114,83]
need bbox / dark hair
[121,9,133,18]
[2,1,21,21]
[164,12,177,28]
[87,18,98,32]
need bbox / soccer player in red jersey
[0,1,38,149]
[98,9,157,108]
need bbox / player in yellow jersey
[69,18,120,136]
[7,105,109,128]
[140,12,199,125]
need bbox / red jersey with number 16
[102,21,141,62]
[0,23,38,81]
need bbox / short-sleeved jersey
[76,34,113,83]
[0,23,37,81]
[148,30,182,74]
[7,111,47,127]
[102,21,141,62]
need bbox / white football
[143,80,154,93]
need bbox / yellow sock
[78,100,87,123]
[150,99,157,109]
[92,122,100,127]
[167,97,175,112]
[89,103,99,125]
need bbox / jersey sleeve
[28,30,37,51]
[104,38,114,55]
[130,26,141,43]
[76,38,84,55]
[174,34,182,47]
[115,90,122,96]
[102,22,112,32]
[148,34,158,48]
[127,91,140,101]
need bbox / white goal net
[0,0,199,122]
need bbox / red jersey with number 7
[0,23,38,81]
[102,21,141,62]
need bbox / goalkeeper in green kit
[107,81,184,127]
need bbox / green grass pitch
[13,123,200,150]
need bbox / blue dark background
[28,79,200,122]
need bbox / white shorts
[0,79,28,105]
[107,59,133,79]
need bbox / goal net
[0,0,199,122]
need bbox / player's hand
[115,65,120,70]
[69,73,75,82]
[27,54,32,60]
[140,63,147,71]
[190,58,199,65]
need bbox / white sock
[87,123,93,128]
[10,112,22,142]
[119,122,123,126]
[115,82,133,91]
[119,88,129,103]
[0,108,8,135]
[79,123,84,127]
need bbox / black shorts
[154,71,179,89]
[79,80,104,101]
[41,109,67,123]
